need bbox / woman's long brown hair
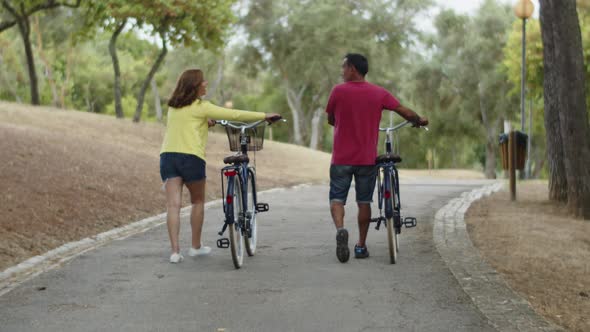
[167,69,204,108]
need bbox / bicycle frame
[215,118,284,267]
[220,163,257,227]
[219,122,262,235]
[374,120,421,231]
[377,166,400,219]
[376,128,402,225]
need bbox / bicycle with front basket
[371,120,428,264]
[215,117,284,269]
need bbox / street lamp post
[506,0,534,198]
[514,0,534,132]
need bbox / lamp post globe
[514,0,534,19]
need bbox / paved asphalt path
[0,179,496,332]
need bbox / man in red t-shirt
[326,53,428,263]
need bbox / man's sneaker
[188,246,212,257]
[169,252,184,263]
[336,228,350,263]
[354,245,370,259]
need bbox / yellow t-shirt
[160,100,266,161]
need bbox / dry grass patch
[466,181,590,332]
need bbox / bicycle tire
[385,171,398,264]
[229,176,245,269]
[377,168,384,211]
[390,169,401,253]
[386,216,398,264]
[245,170,257,256]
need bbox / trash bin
[515,131,528,170]
[499,133,509,170]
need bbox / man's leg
[330,202,345,229]
[357,203,371,247]
[329,165,353,263]
[353,166,377,259]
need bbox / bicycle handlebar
[379,120,429,132]
[215,119,266,130]
[215,118,286,130]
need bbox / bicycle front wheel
[387,217,398,264]
[229,176,245,269]
[384,171,398,264]
[245,170,257,256]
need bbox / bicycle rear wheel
[229,176,245,269]
[384,171,398,264]
[245,170,257,256]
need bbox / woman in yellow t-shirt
[160,69,281,263]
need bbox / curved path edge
[433,182,563,332]
[0,184,312,297]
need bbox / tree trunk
[151,78,162,122]
[109,20,126,119]
[84,82,95,112]
[284,82,305,145]
[540,0,590,219]
[207,58,224,98]
[59,45,73,108]
[14,16,39,105]
[540,0,572,202]
[133,35,167,123]
[2,2,39,105]
[532,151,546,179]
[309,107,323,150]
[542,83,568,202]
[484,134,497,179]
[2,1,81,105]
[478,83,497,179]
[32,15,58,107]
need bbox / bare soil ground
[466,181,590,332]
[0,101,481,272]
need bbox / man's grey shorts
[329,165,377,205]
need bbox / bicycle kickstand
[371,216,386,230]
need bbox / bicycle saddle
[376,153,402,164]
[223,154,250,164]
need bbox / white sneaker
[169,252,184,263]
[188,246,212,257]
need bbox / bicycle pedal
[217,238,230,249]
[256,203,269,212]
[403,217,417,228]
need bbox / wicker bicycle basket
[224,125,266,152]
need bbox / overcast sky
[417,0,540,32]
[434,0,540,17]
[221,1,543,48]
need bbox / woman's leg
[165,177,184,253]
[186,179,206,249]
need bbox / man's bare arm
[393,105,428,126]
[328,112,335,126]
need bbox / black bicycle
[372,120,428,264]
[215,118,284,269]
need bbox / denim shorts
[160,152,206,183]
[329,165,377,205]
